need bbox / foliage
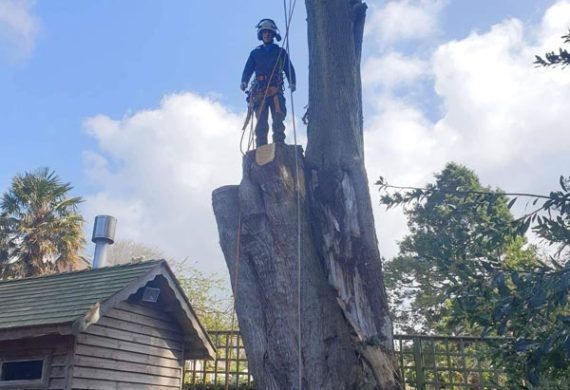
[174,259,233,331]
[107,239,165,266]
[535,28,570,67]
[108,239,233,330]
[378,166,570,386]
[381,163,530,334]
[0,168,85,279]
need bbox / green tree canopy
[379,166,570,385]
[0,168,85,279]
[381,162,531,334]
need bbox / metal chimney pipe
[91,215,117,268]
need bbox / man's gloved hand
[290,84,296,92]
[240,82,247,91]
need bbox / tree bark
[304,1,399,385]
[214,147,372,389]
[212,1,400,388]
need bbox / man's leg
[254,99,270,147]
[270,94,287,144]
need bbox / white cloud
[432,16,570,169]
[536,0,570,51]
[364,99,446,258]
[0,0,39,63]
[81,1,570,274]
[82,93,245,276]
[364,1,570,259]
[363,52,427,89]
[366,0,446,45]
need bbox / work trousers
[254,93,287,147]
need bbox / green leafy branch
[377,175,570,257]
[377,173,570,385]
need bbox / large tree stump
[212,145,399,389]
[212,1,400,388]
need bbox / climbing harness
[228,3,301,390]
[239,19,292,155]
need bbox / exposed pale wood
[304,1,399,387]
[75,345,180,369]
[256,143,276,165]
[71,378,179,390]
[213,148,363,390]
[73,367,180,387]
[76,333,182,360]
[212,1,401,388]
[74,355,181,378]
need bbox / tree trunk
[212,1,400,388]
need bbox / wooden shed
[0,259,215,389]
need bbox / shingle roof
[0,260,163,330]
[0,259,216,359]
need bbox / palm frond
[0,168,85,279]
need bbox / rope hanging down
[282,1,302,389]
[239,12,296,155]
[227,2,301,389]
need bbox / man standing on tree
[241,19,296,147]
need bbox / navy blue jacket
[241,43,296,89]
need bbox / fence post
[413,337,426,390]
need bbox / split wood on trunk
[212,0,401,388]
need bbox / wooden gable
[0,260,216,389]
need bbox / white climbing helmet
[256,18,282,42]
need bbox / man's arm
[283,50,296,92]
[241,51,256,90]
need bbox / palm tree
[0,168,85,279]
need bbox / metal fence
[184,331,568,390]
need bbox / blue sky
[0,0,308,193]
[1,0,569,277]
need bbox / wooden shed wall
[0,335,74,390]
[71,301,185,390]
